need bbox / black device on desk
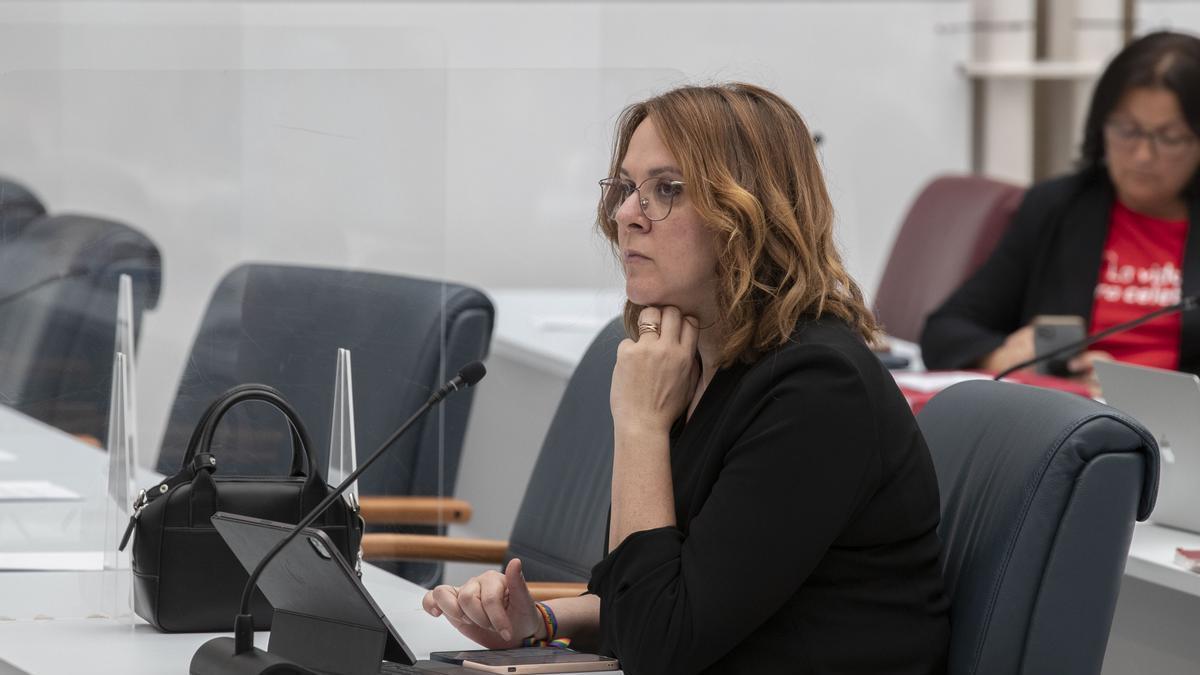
[208,512,472,675]
[431,648,618,673]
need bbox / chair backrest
[506,317,624,582]
[157,263,494,505]
[0,214,161,441]
[874,175,1024,342]
[917,380,1158,675]
[0,177,46,243]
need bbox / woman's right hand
[421,558,542,649]
[979,325,1036,373]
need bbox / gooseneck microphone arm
[227,361,487,656]
[993,294,1200,381]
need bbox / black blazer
[589,318,950,675]
[920,168,1200,375]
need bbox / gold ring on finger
[638,322,661,336]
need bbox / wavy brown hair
[598,82,879,367]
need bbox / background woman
[922,31,1200,385]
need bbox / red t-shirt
[1089,201,1188,369]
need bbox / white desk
[0,565,481,675]
[1125,521,1200,597]
[0,406,120,564]
[0,403,616,673]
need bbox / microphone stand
[994,294,1200,381]
[191,362,486,674]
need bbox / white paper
[891,371,991,394]
[0,551,103,571]
[0,449,15,462]
[0,480,83,501]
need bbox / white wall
[0,0,972,461]
[1141,1,1200,33]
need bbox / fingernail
[501,630,511,641]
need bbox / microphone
[993,294,1200,380]
[190,361,487,675]
[0,265,90,308]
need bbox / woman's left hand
[610,306,701,435]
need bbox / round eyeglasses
[599,176,686,222]
[1104,119,1198,161]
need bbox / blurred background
[1,0,1199,665]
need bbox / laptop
[1094,360,1200,534]
[210,511,475,675]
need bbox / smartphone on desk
[1033,315,1086,376]
[429,647,619,673]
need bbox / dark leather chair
[0,177,46,243]
[363,317,622,597]
[156,263,494,586]
[874,175,1024,342]
[0,214,162,441]
[917,380,1159,675]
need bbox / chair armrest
[359,496,473,525]
[362,533,507,564]
[526,582,589,602]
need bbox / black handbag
[120,383,364,633]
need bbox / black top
[587,317,949,675]
[920,169,1200,375]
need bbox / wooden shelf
[960,60,1103,80]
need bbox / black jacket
[588,318,950,675]
[920,168,1200,375]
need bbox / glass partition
[0,64,449,618]
[0,61,684,620]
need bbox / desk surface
[0,403,622,673]
[0,404,151,564]
[0,565,487,675]
[1127,521,1200,596]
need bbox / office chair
[917,380,1159,675]
[0,177,46,243]
[362,317,622,599]
[0,213,162,442]
[874,175,1023,343]
[156,263,494,586]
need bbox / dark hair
[1081,31,1200,186]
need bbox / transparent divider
[0,65,448,620]
[328,348,359,509]
[99,351,134,622]
[0,62,684,621]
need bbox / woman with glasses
[922,31,1200,385]
[423,83,950,674]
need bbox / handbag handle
[181,383,317,478]
[181,384,331,528]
